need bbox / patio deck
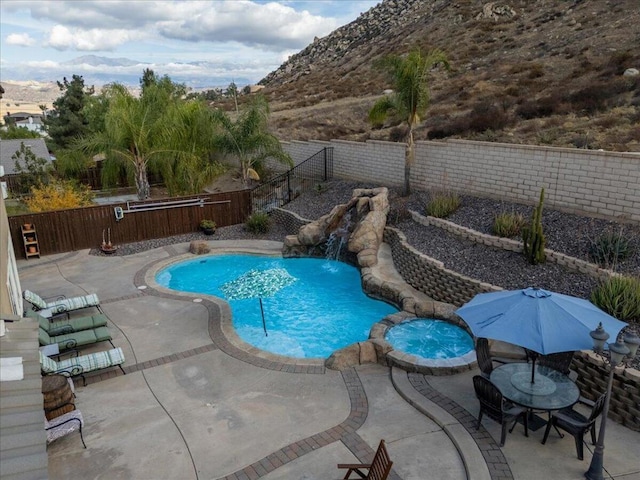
[15,241,640,480]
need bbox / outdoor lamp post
[585,323,640,480]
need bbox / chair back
[588,395,607,423]
[473,375,506,422]
[538,351,574,374]
[368,439,393,480]
[475,338,494,377]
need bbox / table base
[516,411,548,431]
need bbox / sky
[0,0,380,88]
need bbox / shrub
[522,188,546,264]
[589,230,631,267]
[25,179,94,212]
[468,101,510,133]
[426,192,461,218]
[492,212,525,238]
[245,212,270,233]
[591,276,640,324]
[199,219,216,230]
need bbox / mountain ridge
[256,0,640,152]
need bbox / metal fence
[251,147,333,213]
[8,190,251,257]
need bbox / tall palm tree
[212,95,292,187]
[369,48,449,195]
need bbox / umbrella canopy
[219,268,297,336]
[456,287,627,355]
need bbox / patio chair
[537,351,575,376]
[45,409,86,448]
[541,394,606,460]
[40,348,125,386]
[338,439,393,480]
[23,289,102,318]
[473,375,529,447]
[27,310,108,335]
[475,338,525,378]
[38,326,114,352]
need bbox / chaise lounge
[38,326,114,351]
[27,310,108,335]
[40,348,126,386]
[23,289,102,318]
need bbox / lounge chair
[40,348,125,386]
[338,439,393,480]
[23,289,102,318]
[38,326,114,351]
[45,409,86,448]
[27,310,108,335]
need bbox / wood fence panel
[8,190,251,258]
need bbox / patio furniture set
[22,289,127,448]
[461,287,637,468]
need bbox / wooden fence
[8,190,251,257]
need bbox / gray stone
[189,241,210,254]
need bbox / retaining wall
[282,139,640,224]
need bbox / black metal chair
[541,394,606,460]
[473,375,529,447]
[475,338,494,378]
[537,351,575,375]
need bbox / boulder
[189,241,210,255]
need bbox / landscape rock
[189,241,210,254]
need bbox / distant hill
[256,0,640,152]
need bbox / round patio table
[490,362,580,412]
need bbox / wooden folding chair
[338,439,393,480]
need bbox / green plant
[425,191,461,218]
[522,188,546,264]
[245,212,270,233]
[591,275,640,324]
[588,229,631,267]
[314,183,327,193]
[492,212,525,238]
[199,219,216,230]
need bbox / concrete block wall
[413,139,640,223]
[283,139,405,186]
[283,138,640,224]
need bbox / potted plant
[200,219,216,235]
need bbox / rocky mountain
[256,0,640,152]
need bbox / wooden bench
[338,439,393,480]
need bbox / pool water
[385,319,474,359]
[156,254,398,358]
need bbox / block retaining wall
[410,211,617,282]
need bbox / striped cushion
[55,347,125,375]
[23,290,47,309]
[45,410,84,443]
[39,351,58,373]
[47,293,100,314]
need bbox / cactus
[522,188,546,264]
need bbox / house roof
[0,318,49,479]
[0,139,52,176]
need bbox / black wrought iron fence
[251,147,333,213]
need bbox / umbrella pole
[530,352,538,384]
[259,297,268,336]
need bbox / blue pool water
[156,254,398,358]
[385,319,474,359]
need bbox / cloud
[44,25,143,51]
[5,32,36,46]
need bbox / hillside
[256,0,640,152]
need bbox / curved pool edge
[369,312,478,375]
[142,244,326,369]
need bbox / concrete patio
[16,240,640,480]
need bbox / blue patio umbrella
[219,268,297,336]
[456,287,627,382]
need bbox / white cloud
[44,25,143,51]
[6,32,36,46]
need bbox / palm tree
[77,83,168,200]
[369,48,449,195]
[212,95,292,187]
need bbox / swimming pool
[156,254,398,358]
[385,318,474,360]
